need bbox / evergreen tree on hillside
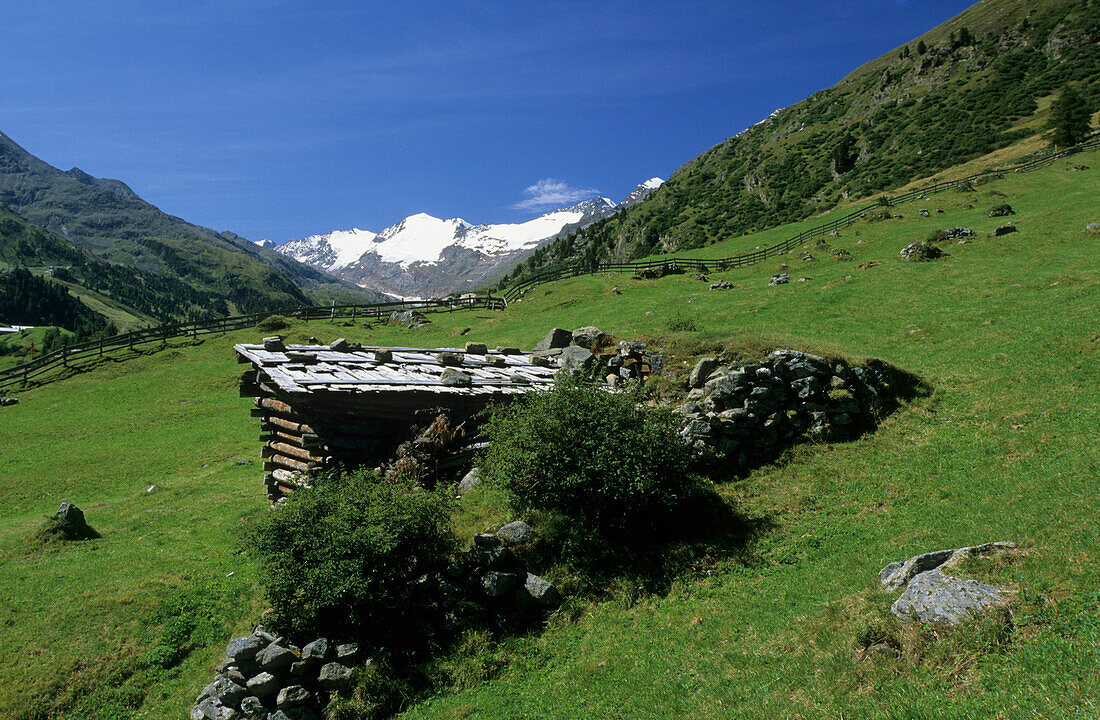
[1048,85,1093,146]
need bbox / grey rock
[880,541,1017,591]
[440,368,472,387]
[437,351,464,366]
[769,273,790,286]
[523,572,562,607]
[457,468,481,494]
[389,309,429,327]
[202,675,248,707]
[238,696,268,719]
[262,336,285,351]
[256,643,297,673]
[473,533,503,548]
[335,643,359,662]
[989,224,1017,237]
[900,241,945,261]
[919,208,930,217]
[0,396,19,406]
[495,346,521,354]
[481,570,520,598]
[709,281,734,290]
[301,637,329,664]
[55,502,88,534]
[891,570,1007,625]
[246,672,280,699]
[496,520,535,546]
[276,685,311,710]
[317,662,354,691]
[328,337,349,352]
[570,326,605,349]
[1087,222,1100,233]
[223,667,247,686]
[196,697,240,720]
[534,328,572,351]
[557,345,595,371]
[988,203,1015,217]
[226,635,267,662]
[464,341,488,355]
[373,348,393,363]
[689,357,720,388]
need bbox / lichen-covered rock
[689,357,719,388]
[246,671,280,699]
[457,468,481,494]
[570,326,605,349]
[523,573,562,607]
[194,697,239,720]
[989,224,1018,237]
[879,541,1017,591]
[440,368,472,387]
[256,643,297,673]
[335,643,359,663]
[900,241,945,261]
[557,345,595,371]
[317,662,354,691]
[768,273,790,286]
[890,570,1007,625]
[200,675,249,708]
[300,638,329,665]
[464,341,488,355]
[496,520,535,546]
[988,203,1015,217]
[238,696,267,719]
[276,685,311,710]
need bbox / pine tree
[1048,85,1093,147]
[917,40,927,55]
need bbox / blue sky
[0,1,975,243]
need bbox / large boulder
[440,368,472,387]
[890,570,1008,625]
[534,328,572,351]
[457,468,481,495]
[557,345,595,371]
[226,635,267,663]
[256,643,298,673]
[495,520,535,546]
[900,241,945,261]
[989,224,1017,237]
[246,672,280,699]
[54,502,94,540]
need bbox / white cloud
[511,178,600,212]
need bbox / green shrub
[479,376,703,559]
[926,229,949,244]
[248,471,455,644]
[256,314,291,332]
[665,313,700,332]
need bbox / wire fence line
[500,136,1100,302]
[2,137,1096,392]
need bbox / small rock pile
[676,349,920,469]
[988,203,1015,217]
[191,629,358,720]
[529,327,665,385]
[768,273,790,286]
[880,541,1016,625]
[388,309,431,328]
[942,226,974,240]
[0,396,17,407]
[900,241,946,261]
[191,522,560,720]
[709,281,734,291]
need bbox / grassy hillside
[0,146,1097,718]
[508,0,1099,281]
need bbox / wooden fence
[500,136,1100,303]
[0,296,504,391]
[2,136,1095,392]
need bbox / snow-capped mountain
[278,179,662,298]
[252,238,276,249]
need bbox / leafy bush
[249,471,455,644]
[479,376,703,559]
[665,313,700,332]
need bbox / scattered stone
[856,261,878,270]
[689,357,720,388]
[0,396,18,406]
[55,502,91,539]
[457,468,481,494]
[373,348,393,363]
[691,273,709,281]
[1086,223,1100,233]
[891,570,1008,625]
[879,541,1017,591]
[919,208,930,217]
[989,224,1018,237]
[262,336,285,352]
[437,351,463,366]
[496,520,535,546]
[988,203,1015,217]
[495,346,521,354]
[328,338,349,352]
[943,227,973,240]
[464,342,488,355]
[533,328,572,351]
[300,638,330,665]
[769,273,790,286]
[900,241,945,261]
[440,368,472,387]
[335,643,360,663]
[1069,164,1089,171]
[389,309,430,327]
[709,281,733,290]
[238,696,266,719]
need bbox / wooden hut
[235,338,557,500]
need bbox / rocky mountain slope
[508,0,1098,279]
[0,132,383,317]
[278,180,662,298]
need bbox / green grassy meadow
[0,150,1097,718]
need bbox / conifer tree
[1048,85,1093,147]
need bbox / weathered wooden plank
[266,441,324,463]
[263,415,316,435]
[256,397,297,416]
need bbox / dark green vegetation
[1049,84,1096,145]
[0,268,110,335]
[509,0,1098,280]
[0,132,382,321]
[1,143,1096,717]
[480,376,704,563]
[249,471,455,646]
